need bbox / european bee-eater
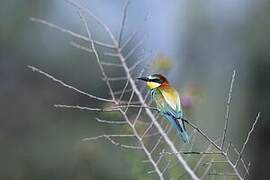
[137,74,190,143]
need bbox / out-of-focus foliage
[151,55,173,73]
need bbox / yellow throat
[147,81,161,89]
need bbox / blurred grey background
[1,0,270,179]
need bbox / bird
[137,74,190,143]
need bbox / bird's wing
[155,86,182,118]
[159,86,181,112]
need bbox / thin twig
[183,118,221,151]
[54,104,119,112]
[161,151,222,155]
[77,10,116,102]
[118,0,130,47]
[118,80,129,103]
[70,41,93,53]
[30,17,115,49]
[235,112,261,167]
[83,134,142,150]
[208,172,237,176]
[221,70,236,150]
[96,118,127,124]
[230,143,249,175]
[27,65,114,103]
[124,39,145,61]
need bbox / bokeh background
[1,0,270,179]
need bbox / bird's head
[137,74,169,89]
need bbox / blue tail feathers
[164,113,190,143]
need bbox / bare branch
[113,88,133,95]
[106,76,128,81]
[54,104,119,112]
[230,143,249,175]
[120,30,138,51]
[30,17,115,49]
[161,151,222,155]
[103,52,120,57]
[183,118,221,151]
[162,158,172,174]
[243,162,251,179]
[70,41,93,53]
[100,62,123,67]
[221,70,236,150]
[208,172,237,176]
[77,10,116,102]
[119,109,165,179]
[96,118,127,125]
[129,56,148,71]
[83,134,142,150]
[117,80,130,103]
[118,0,130,47]
[124,39,145,61]
[27,65,114,103]
[65,0,119,45]
[200,156,216,179]
[235,112,261,167]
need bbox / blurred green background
[1,0,270,179]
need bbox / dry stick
[230,143,249,176]
[208,172,237,176]
[150,125,172,154]
[113,88,133,95]
[166,134,198,180]
[133,91,150,126]
[77,11,116,102]
[119,109,165,179]
[70,41,93,53]
[64,0,119,46]
[70,41,123,69]
[27,66,114,103]
[83,134,135,140]
[30,17,115,49]
[54,104,119,112]
[200,156,217,180]
[95,118,127,125]
[120,30,138,51]
[106,76,127,81]
[162,158,172,174]
[129,56,148,71]
[100,62,123,67]
[182,118,221,151]
[103,52,120,57]
[193,139,221,172]
[124,39,145,61]
[118,0,130,47]
[117,80,130,103]
[235,112,261,167]
[83,134,142,150]
[243,162,251,179]
[162,151,222,155]
[141,121,155,139]
[221,70,236,150]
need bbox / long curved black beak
[136,77,149,82]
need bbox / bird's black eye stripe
[150,78,163,83]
